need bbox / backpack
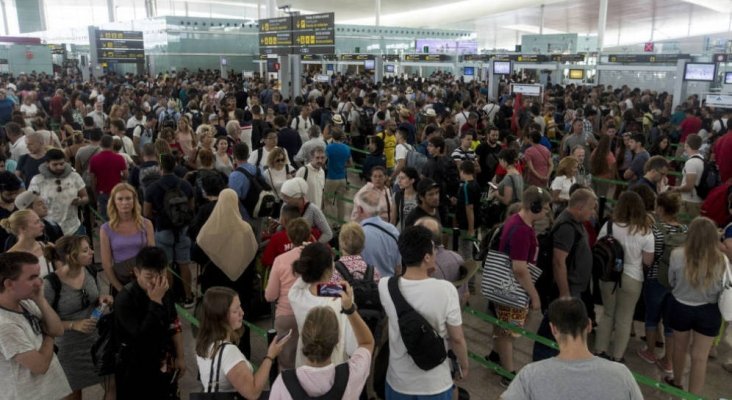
[235,166,277,218]
[91,312,117,376]
[254,148,265,168]
[282,363,349,400]
[387,277,447,371]
[657,224,689,289]
[692,154,721,199]
[357,107,375,137]
[161,110,177,130]
[139,165,162,199]
[189,110,203,130]
[715,118,727,136]
[592,220,625,289]
[334,261,383,334]
[404,144,428,173]
[320,109,333,130]
[45,266,98,311]
[162,180,194,230]
[534,221,583,310]
[701,182,732,227]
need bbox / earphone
[530,187,544,214]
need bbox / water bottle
[91,303,108,320]
[614,258,623,272]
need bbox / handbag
[189,343,242,400]
[719,258,732,322]
[480,224,542,309]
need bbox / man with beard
[0,171,23,246]
[28,148,88,235]
[295,147,326,210]
[475,127,503,186]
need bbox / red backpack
[701,182,732,227]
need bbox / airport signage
[607,54,691,63]
[511,83,543,96]
[403,54,452,62]
[95,30,144,63]
[259,12,335,55]
[705,94,732,108]
[340,54,375,61]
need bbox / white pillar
[375,0,380,26]
[597,0,608,52]
[539,4,544,35]
[107,0,115,22]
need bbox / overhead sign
[403,54,452,62]
[340,54,375,61]
[95,30,144,63]
[713,53,732,63]
[259,13,335,56]
[462,54,491,62]
[705,94,732,108]
[511,83,543,96]
[550,54,586,62]
[607,54,690,63]
[494,54,549,63]
[383,54,401,62]
[315,74,330,83]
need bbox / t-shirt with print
[499,213,537,263]
[501,356,643,400]
[196,343,252,393]
[377,132,397,168]
[0,300,72,400]
[648,222,687,279]
[268,347,372,400]
[456,180,481,230]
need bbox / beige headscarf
[196,188,257,281]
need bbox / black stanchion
[452,227,460,252]
[597,196,607,229]
[266,329,279,385]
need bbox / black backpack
[161,110,177,130]
[162,180,194,230]
[357,107,375,137]
[692,154,721,199]
[592,219,625,288]
[189,110,203,130]
[387,277,447,371]
[282,363,349,400]
[235,166,277,218]
[335,261,383,333]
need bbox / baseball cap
[14,191,40,210]
[416,178,440,196]
[280,178,308,198]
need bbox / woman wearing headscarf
[196,188,259,358]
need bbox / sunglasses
[21,306,43,335]
[80,289,90,308]
[55,179,62,193]
[276,158,285,163]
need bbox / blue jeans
[155,229,191,264]
[97,192,110,222]
[643,278,672,336]
[386,383,453,400]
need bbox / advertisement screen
[569,69,584,79]
[683,63,716,82]
[364,59,375,70]
[463,66,475,76]
[493,61,511,75]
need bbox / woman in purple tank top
[99,183,155,292]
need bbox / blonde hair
[267,147,287,168]
[0,209,36,236]
[301,306,339,363]
[338,222,365,255]
[684,217,725,289]
[556,156,579,177]
[107,183,144,230]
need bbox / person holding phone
[196,286,291,399]
[288,242,358,367]
[268,290,375,399]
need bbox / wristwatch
[341,304,357,315]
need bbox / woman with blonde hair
[595,191,655,362]
[176,115,197,160]
[264,147,294,218]
[550,156,579,211]
[100,183,155,292]
[1,209,55,277]
[195,286,290,399]
[666,217,727,393]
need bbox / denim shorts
[386,382,454,400]
[155,229,191,264]
[667,295,722,337]
[643,278,672,336]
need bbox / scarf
[196,188,257,281]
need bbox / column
[539,4,545,35]
[107,0,115,23]
[14,0,46,33]
[597,0,608,52]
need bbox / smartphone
[317,283,346,297]
[488,182,498,190]
[277,329,293,342]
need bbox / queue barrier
[463,306,705,400]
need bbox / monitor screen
[493,61,511,75]
[569,69,584,79]
[385,64,395,73]
[683,63,716,82]
[463,66,475,76]
[725,72,732,84]
[364,59,375,70]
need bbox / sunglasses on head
[55,179,62,192]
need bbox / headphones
[530,187,544,214]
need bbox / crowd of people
[0,66,730,400]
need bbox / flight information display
[95,30,144,63]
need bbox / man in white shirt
[110,119,137,158]
[294,125,326,167]
[126,107,146,130]
[672,133,704,218]
[5,122,28,161]
[295,147,326,209]
[290,104,314,143]
[86,101,108,130]
[378,224,469,399]
[0,252,71,400]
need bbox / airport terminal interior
[1,0,732,399]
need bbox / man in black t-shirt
[404,178,441,228]
[456,161,481,263]
[475,127,502,186]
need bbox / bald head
[568,188,597,209]
[415,216,441,242]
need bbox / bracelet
[263,356,274,363]
[341,304,357,315]
[69,322,74,331]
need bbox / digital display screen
[683,63,716,82]
[725,72,732,84]
[569,69,584,79]
[364,59,375,70]
[385,64,395,73]
[493,61,511,75]
[463,66,475,76]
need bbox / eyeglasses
[21,306,43,335]
[55,179,62,193]
[80,289,90,308]
[276,158,285,163]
